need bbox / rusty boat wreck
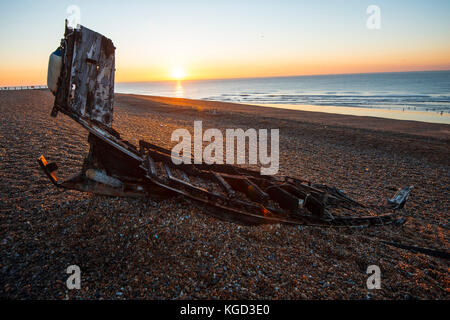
[38,22,413,228]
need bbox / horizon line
[2,68,449,87]
[116,68,450,84]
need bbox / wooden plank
[54,23,115,127]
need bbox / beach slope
[0,90,448,299]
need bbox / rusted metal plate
[54,22,115,127]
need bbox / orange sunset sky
[1,0,449,86]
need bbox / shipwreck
[38,22,412,227]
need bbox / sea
[116,70,450,124]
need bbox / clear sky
[1,0,449,85]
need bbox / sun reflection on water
[175,80,184,98]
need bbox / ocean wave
[202,93,450,111]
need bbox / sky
[0,0,449,85]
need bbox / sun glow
[171,67,186,80]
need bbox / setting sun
[171,67,186,80]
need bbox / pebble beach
[0,89,449,299]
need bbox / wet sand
[255,103,450,125]
[0,90,448,299]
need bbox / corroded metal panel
[53,22,115,127]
